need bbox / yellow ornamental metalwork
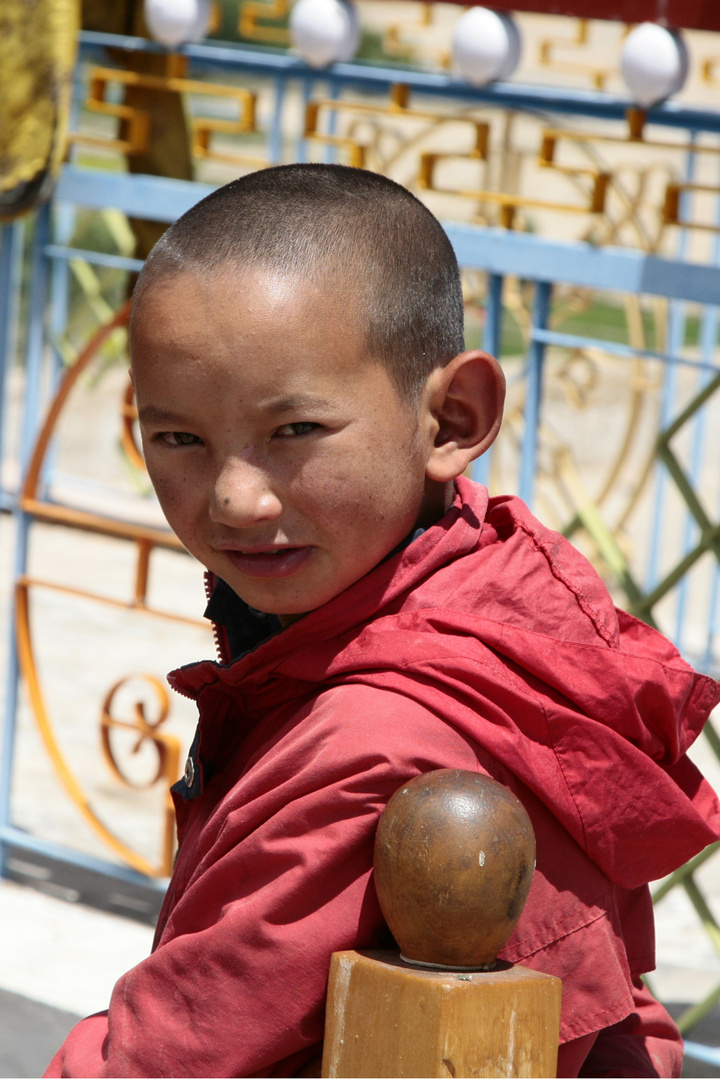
[72,58,265,170]
[238,0,290,46]
[419,138,610,230]
[382,2,450,70]
[304,83,490,173]
[537,18,625,91]
[100,675,181,877]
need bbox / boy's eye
[156,431,201,447]
[274,422,319,438]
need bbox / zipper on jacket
[204,570,232,665]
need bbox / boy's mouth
[219,546,314,579]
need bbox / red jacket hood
[170,477,720,890]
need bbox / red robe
[46,478,720,1078]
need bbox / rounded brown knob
[374,769,535,970]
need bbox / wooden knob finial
[374,769,536,970]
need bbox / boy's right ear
[423,350,505,483]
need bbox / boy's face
[131,268,447,621]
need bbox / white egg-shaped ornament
[290,0,361,69]
[452,8,522,87]
[620,22,689,107]
[144,0,212,48]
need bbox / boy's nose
[209,459,282,527]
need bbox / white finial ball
[290,0,360,69]
[620,23,688,107]
[452,8,522,87]
[144,0,212,48]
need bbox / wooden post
[322,770,562,1079]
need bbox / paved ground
[0,878,154,1077]
[0,989,81,1079]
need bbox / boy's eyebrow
[137,397,334,426]
[260,394,334,414]
[137,405,192,426]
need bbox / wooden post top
[373,769,536,970]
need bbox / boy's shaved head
[135,164,465,399]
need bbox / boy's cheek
[146,471,190,524]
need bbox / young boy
[46,164,720,1078]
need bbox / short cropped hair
[135,164,465,399]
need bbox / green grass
[557,300,719,352]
